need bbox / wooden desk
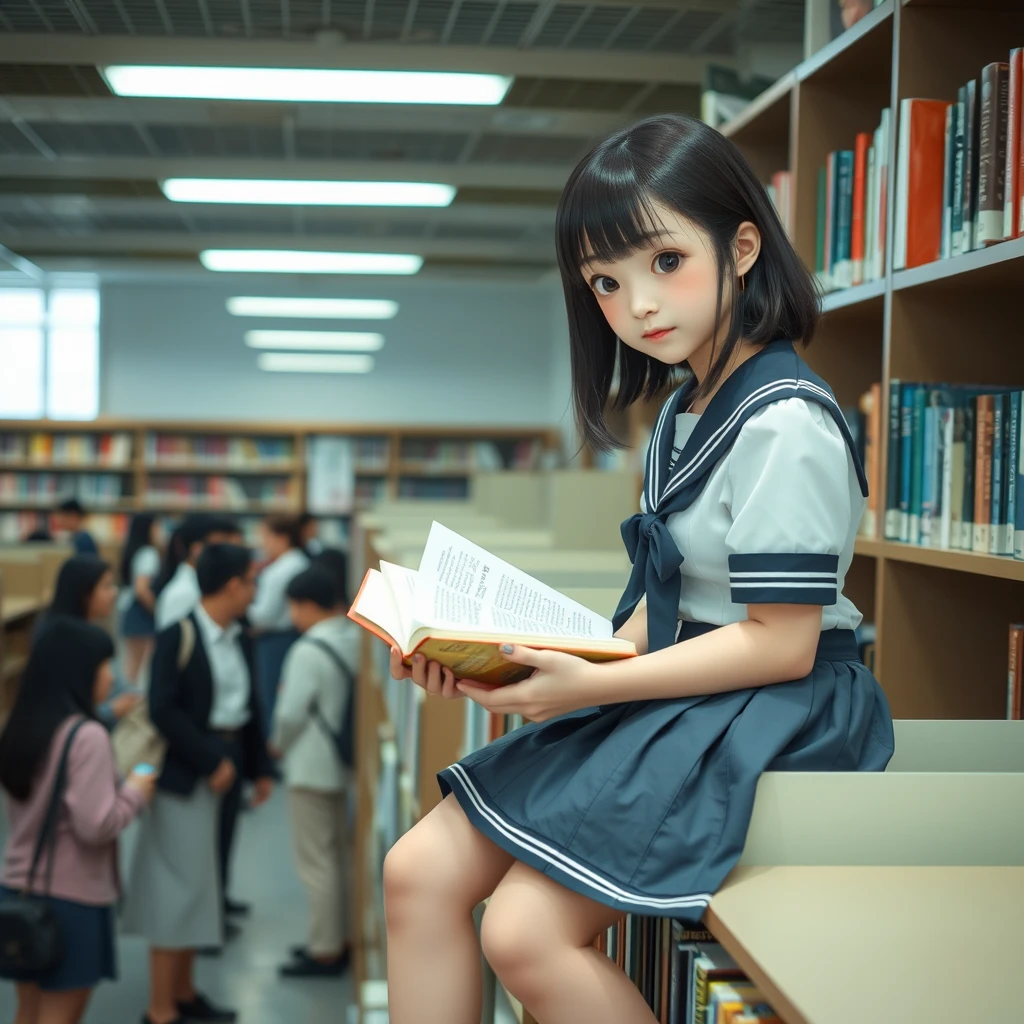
[1,596,42,625]
[707,865,1024,1024]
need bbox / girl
[118,514,163,684]
[40,556,140,727]
[0,617,155,1024]
[382,112,895,1024]
[249,514,310,733]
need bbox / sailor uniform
[439,341,894,921]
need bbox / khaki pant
[287,787,351,957]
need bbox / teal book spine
[909,385,927,545]
[991,392,1006,555]
[884,378,902,539]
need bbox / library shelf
[797,0,894,84]
[0,501,136,513]
[0,462,134,473]
[0,596,42,627]
[144,461,299,475]
[820,278,887,314]
[891,236,1024,293]
[396,463,476,476]
[857,539,1024,582]
[720,70,795,146]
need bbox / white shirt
[194,604,251,730]
[642,398,864,632]
[155,563,200,631]
[249,548,310,632]
[118,545,161,613]
[271,616,359,792]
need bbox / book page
[378,561,419,652]
[416,522,614,639]
[349,568,409,649]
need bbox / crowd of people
[0,507,359,1024]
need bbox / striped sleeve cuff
[727,553,839,605]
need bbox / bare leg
[35,988,93,1024]
[123,637,154,685]
[174,950,196,1002]
[14,981,41,1024]
[383,795,514,1024]
[146,948,185,1024]
[482,863,658,1024]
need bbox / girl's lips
[643,328,674,341]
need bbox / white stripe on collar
[646,388,681,510]
[657,378,841,508]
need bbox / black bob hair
[286,566,338,611]
[555,112,820,453]
[197,543,253,597]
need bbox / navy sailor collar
[616,340,868,652]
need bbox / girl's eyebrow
[580,229,676,268]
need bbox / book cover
[962,394,977,550]
[348,522,636,686]
[920,401,938,547]
[990,392,1006,554]
[909,385,927,544]
[963,78,980,251]
[899,383,915,542]
[834,150,855,288]
[973,394,995,554]
[1005,48,1023,239]
[864,144,877,281]
[939,402,955,550]
[941,101,957,259]
[895,98,951,269]
[977,61,1010,246]
[952,85,967,253]
[1005,391,1020,555]
[1009,624,1024,720]
[876,107,890,278]
[949,392,966,549]
[852,133,871,284]
[1016,391,1024,560]
[884,378,903,540]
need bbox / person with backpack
[0,617,155,1024]
[270,565,358,978]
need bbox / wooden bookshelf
[0,420,558,542]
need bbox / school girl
[382,112,895,1024]
[118,514,163,684]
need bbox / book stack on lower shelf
[895,46,1024,273]
[883,381,1024,559]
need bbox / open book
[348,522,636,685]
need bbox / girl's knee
[382,818,466,928]
[480,895,547,995]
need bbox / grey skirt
[121,785,222,948]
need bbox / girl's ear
[734,221,761,279]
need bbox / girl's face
[87,570,118,621]
[581,203,734,374]
[93,658,114,706]
[262,525,289,560]
[150,520,165,550]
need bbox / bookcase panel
[846,553,878,625]
[724,76,794,184]
[805,300,885,408]
[878,559,1019,718]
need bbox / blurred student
[123,544,273,1024]
[249,515,309,733]
[118,514,163,684]
[271,565,358,977]
[51,499,98,556]
[297,511,322,557]
[153,515,238,632]
[0,617,155,1024]
[39,555,140,727]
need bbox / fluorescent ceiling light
[103,66,512,106]
[163,179,455,207]
[227,297,398,319]
[245,330,383,351]
[258,352,374,374]
[200,250,422,275]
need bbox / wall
[101,274,560,426]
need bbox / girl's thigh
[36,986,92,1024]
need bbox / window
[0,287,100,420]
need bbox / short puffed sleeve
[724,398,859,606]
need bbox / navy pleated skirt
[438,624,894,922]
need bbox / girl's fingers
[425,658,444,697]
[410,654,428,688]
[441,667,463,699]
[389,647,411,681]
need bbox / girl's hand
[390,647,465,700]
[457,645,598,723]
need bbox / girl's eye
[654,252,682,274]
[592,276,618,296]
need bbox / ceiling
[0,0,805,277]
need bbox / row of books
[397,478,470,500]
[146,433,295,467]
[346,437,392,471]
[598,921,778,1024]
[141,476,294,512]
[1008,624,1024,720]
[815,109,891,291]
[895,48,1024,271]
[355,478,390,504]
[398,439,540,472]
[843,385,883,539]
[0,511,130,544]
[0,432,133,468]
[0,473,127,507]
[881,382,1024,557]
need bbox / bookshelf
[0,420,558,544]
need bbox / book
[1008,624,1024,720]
[990,392,1006,554]
[973,394,995,554]
[348,521,636,685]
[851,133,871,284]
[884,378,902,540]
[976,61,1010,246]
[941,101,957,259]
[952,85,967,254]
[962,78,980,252]
[1005,48,1023,240]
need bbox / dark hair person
[45,555,117,625]
[380,114,893,1024]
[0,617,154,1021]
[119,514,163,683]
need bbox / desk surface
[1,596,42,626]
[706,865,1024,1024]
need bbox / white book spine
[894,100,911,271]
[941,104,954,259]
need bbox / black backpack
[302,637,356,768]
[0,718,87,980]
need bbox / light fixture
[227,296,398,319]
[200,250,423,275]
[245,330,383,351]
[257,353,374,373]
[163,179,456,207]
[103,66,512,106]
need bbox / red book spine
[852,133,871,285]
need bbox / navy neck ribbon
[612,341,868,654]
